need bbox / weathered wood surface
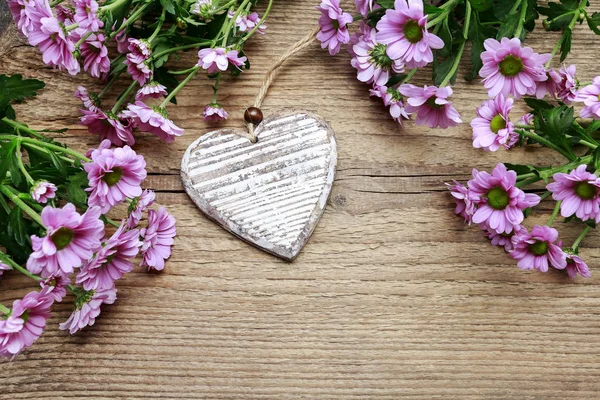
[1,1,600,399]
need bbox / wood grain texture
[1,1,600,399]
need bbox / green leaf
[0,74,45,117]
[0,139,22,186]
[538,105,577,160]
[505,163,538,176]
[469,0,493,11]
[433,54,456,86]
[376,0,395,8]
[524,97,553,111]
[560,27,572,61]
[466,11,495,81]
[438,18,453,58]
[160,0,176,14]
[593,146,600,171]
[8,207,27,247]
[586,11,600,35]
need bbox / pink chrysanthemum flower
[0,261,9,278]
[8,0,33,35]
[376,0,444,68]
[471,94,518,152]
[122,101,184,142]
[556,64,578,104]
[84,141,147,213]
[125,57,152,85]
[479,37,550,99]
[40,273,70,302]
[468,163,540,234]
[59,287,117,334]
[127,189,155,229]
[31,181,57,204]
[355,0,379,16]
[192,0,216,19]
[73,0,102,32]
[483,223,527,253]
[114,21,129,54]
[197,48,247,73]
[0,287,54,357]
[510,225,567,272]
[140,207,176,271]
[399,84,461,128]
[229,11,267,34]
[547,165,600,222]
[351,26,404,86]
[27,204,104,276]
[535,69,561,99]
[79,108,135,146]
[316,0,353,56]
[574,76,600,119]
[127,38,151,61]
[135,82,168,102]
[54,4,74,24]
[203,103,229,122]
[565,253,591,278]
[81,33,110,79]
[76,222,140,291]
[347,21,368,58]
[517,113,534,126]
[75,86,100,112]
[370,85,410,124]
[447,180,479,224]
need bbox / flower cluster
[8,0,273,146]
[0,78,177,358]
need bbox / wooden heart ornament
[181,110,337,261]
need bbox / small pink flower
[140,207,176,271]
[565,254,591,278]
[556,64,578,104]
[76,222,140,291]
[483,223,527,253]
[84,140,147,213]
[447,180,479,224]
[114,21,129,54]
[59,287,117,334]
[517,113,534,126]
[122,101,184,143]
[316,0,353,56]
[7,0,33,35]
[135,82,168,102]
[0,261,9,278]
[31,181,57,204]
[479,37,550,99]
[27,204,104,276]
[0,287,54,357]
[203,103,229,122]
[127,189,155,229]
[510,225,567,272]
[125,57,152,85]
[127,38,151,61]
[547,165,600,222]
[351,26,404,86]
[399,84,461,128]
[229,11,267,34]
[574,76,600,119]
[468,163,540,234]
[355,0,379,16]
[54,4,74,23]
[535,69,561,99]
[197,48,247,73]
[376,0,444,68]
[370,85,410,124]
[192,0,216,19]
[471,94,518,152]
[75,86,100,112]
[79,108,135,146]
[40,273,70,302]
[73,0,103,32]
[80,33,110,79]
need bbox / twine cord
[245,26,320,142]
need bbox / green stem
[2,118,46,140]
[148,8,166,43]
[101,215,121,228]
[544,8,581,67]
[565,135,598,149]
[64,23,79,32]
[518,129,574,160]
[99,71,123,98]
[11,262,42,282]
[75,31,94,48]
[212,73,222,103]
[547,200,562,226]
[108,2,153,39]
[151,41,213,60]
[0,184,44,226]
[212,0,236,14]
[15,141,35,185]
[223,1,251,47]
[572,226,592,251]
[0,304,9,315]
[515,176,541,188]
[111,80,138,113]
[0,135,88,163]
[439,2,471,88]
[513,0,529,39]
[100,0,130,12]
[22,143,76,164]
[426,0,461,29]
[160,67,199,108]
[239,0,274,45]
[402,68,418,84]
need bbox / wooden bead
[244,107,264,125]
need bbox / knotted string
[245,26,320,142]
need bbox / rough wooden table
[1,1,600,399]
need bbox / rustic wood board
[1,1,600,399]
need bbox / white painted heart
[181,110,338,261]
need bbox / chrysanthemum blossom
[80,33,110,79]
[471,94,518,152]
[203,103,229,122]
[8,0,33,35]
[73,0,103,32]
[192,0,216,20]
[140,207,176,271]
[197,48,247,73]
[79,108,135,146]
[556,64,578,104]
[59,287,117,334]
[84,140,147,213]
[574,76,600,119]
[565,253,591,278]
[122,101,184,142]
[0,261,9,278]
[547,165,600,222]
[316,0,353,56]
[135,82,168,102]
[127,189,155,229]
[447,180,479,224]
[27,204,104,276]
[468,163,540,234]
[75,86,100,112]
[351,26,404,86]
[229,11,267,34]
[125,56,152,85]
[0,287,54,357]
[76,222,140,291]
[40,273,70,302]
[510,225,567,272]
[399,84,461,128]
[376,0,444,68]
[355,0,379,16]
[31,181,57,204]
[370,85,410,124]
[483,223,527,253]
[479,38,550,99]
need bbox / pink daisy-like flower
[135,82,168,102]
[84,141,147,213]
[0,261,9,278]
[468,163,540,234]
[59,287,117,334]
[482,223,527,253]
[471,94,518,152]
[203,103,229,122]
[565,253,591,278]
[316,0,353,56]
[40,273,70,302]
[27,204,104,276]
[355,0,379,16]
[31,181,57,204]
[351,26,404,86]
[517,113,534,126]
[556,64,578,104]
[574,76,600,119]
[73,0,102,32]
[127,38,151,61]
[122,101,184,143]
[399,84,461,128]
[54,4,74,23]
[547,165,600,222]
[127,189,155,229]
[447,180,479,224]
[75,86,100,112]
[80,33,110,79]
[376,0,444,68]
[0,287,54,357]
[114,22,129,54]
[8,0,33,35]
[197,48,247,73]
[347,21,368,58]
[140,207,176,271]
[535,69,561,99]
[79,108,135,146]
[479,37,550,99]
[370,85,410,124]
[511,225,567,272]
[229,11,267,34]
[76,222,140,291]
[125,57,152,85]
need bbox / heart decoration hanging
[181,110,337,261]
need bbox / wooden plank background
[1,1,600,398]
